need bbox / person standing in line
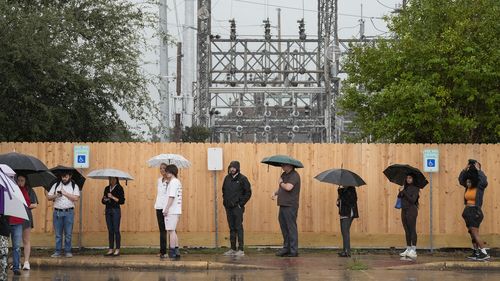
[101,177,125,257]
[17,175,38,270]
[459,159,489,260]
[154,163,169,259]
[0,215,9,280]
[47,172,80,258]
[398,174,419,259]
[336,185,358,257]
[222,161,252,256]
[272,164,301,257]
[162,164,182,259]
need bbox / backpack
[51,179,77,191]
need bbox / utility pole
[277,8,282,81]
[159,0,170,141]
[174,42,182,141]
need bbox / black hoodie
[222,161,252,208]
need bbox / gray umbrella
[87,169,134,181]
[314,169,366,187]
[261,155,304,168]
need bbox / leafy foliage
[0,0,158,141]
[340,0,500,143]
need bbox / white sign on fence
[207,148,223,171]
[74,145,90,168]
[423,149,439,173]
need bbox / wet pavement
[12,268,500,281]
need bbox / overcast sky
[128,0,403,137]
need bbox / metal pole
[79,191,83,249]
[213,170,218,247]
[429,172,433,252]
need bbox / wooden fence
[0,142,498,248]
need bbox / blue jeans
[105,208,121,249]
[9,224,23,271]
[53,209,74,254]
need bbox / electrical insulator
[298,19,306,40]
[230,19,236,41]
[263,19,271,40]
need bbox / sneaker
[65,252,73,258]
[13,269,21,276]
[476,249,490,261]
[223,249,236,256]
[275,248,289,257]
[159,254,168,259]
[406,249,417,259]
[22,261,30,270]
[51,253,62,258]
[338,251,351,258]
[174,248,181,258]
[467,249,479,260]
[234,250,245,257]
[399,248,410,257]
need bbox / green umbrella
[261,155,304,168]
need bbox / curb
[30,257,275,271]
[387,261,500,271]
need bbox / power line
[375,0,395,10]
[233,0,384,19]
[370,17,387,33]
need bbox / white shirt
[154,177,169,209]
[165,178,182,215]
[48,181,80,209]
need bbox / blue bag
[395,197,402,209]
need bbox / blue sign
[74,145,90,168]
[423,149,439,173]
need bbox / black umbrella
[50,165,86,190]
[314,169,366,187]
[0,152,49,172]
[261,155,304,168]
[383,164,428,189]
[22,171,57,191]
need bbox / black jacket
[101,184,125,209]
[458,169,488,207]
[337,187,359,218]
[398,184,419,209]
[222,161,252,208]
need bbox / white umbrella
[87,169,134,181]
[0,168,29,220]
[0,164,15,177]
[147,154,191,168]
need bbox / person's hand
[29,203,37,209]
[271,190,278,200]
[107,193,114,199]
[163,209,169,216]
[398,186,404,192]
[475,162,481,170]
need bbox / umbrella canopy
[0,152,49,172]
[314,169,366,187]
[0,164,15,177]
[383,164,429,189]
[147,154,191,168]
[25,171,57,191]
[261,155,304,168]
[0,169,29,220]
[87,169,134,181]
[50,166,86,190]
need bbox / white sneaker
[234,250,245,256]
[399,248,410,257]
[22,261,30,270]
[406,249,417,259]
[223,249,236,256]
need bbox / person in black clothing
[336,186,358,257]
[222,161,252,256]
[101,177,125,256]
[458,159,489,260]
[398,174,420,259]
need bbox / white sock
[411,246,416,251]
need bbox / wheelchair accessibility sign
[423,149,439,173]
[74,145,90,168]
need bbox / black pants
[401,207,418,246]
[340,217,353,253]
[105,208,121,249]
[156,209,167,255]
[278,206,299,254]
[225,206,244,251]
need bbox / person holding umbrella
[16,175,38,271]
[458,159,489,260]
[263,155,303,258]
[101,177,125,257]
[47,171,80,258]
[162,164,183,259]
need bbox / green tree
[340,0,499,143]
[0,0,158,141]
[178,126,211,143]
